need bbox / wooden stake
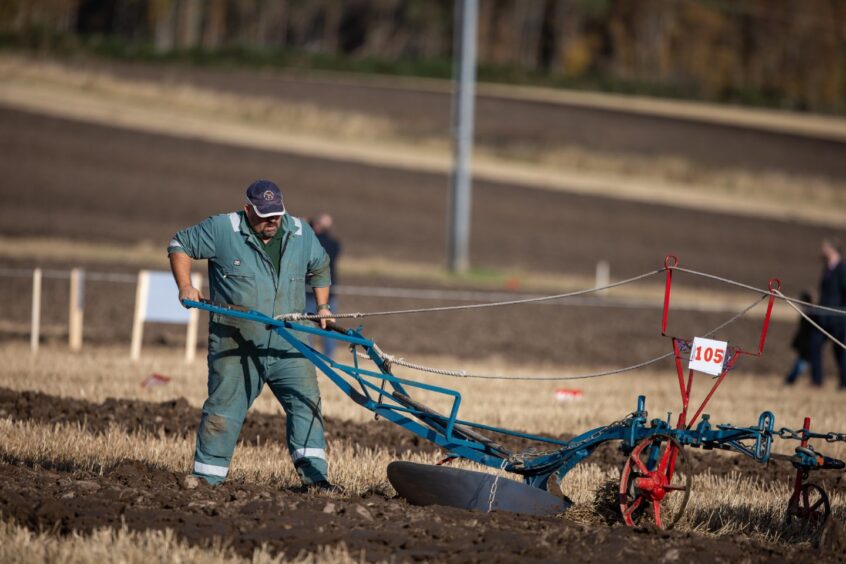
[130,270,150,361]
[185,272,202,363]
[596,260,610,296]
[69,267,85,351]
[31,268,41,354]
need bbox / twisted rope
[672,266,846,316]
[774,289,845,351]
[277,268,663,321]
[359,295,767,381]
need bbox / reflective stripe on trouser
[193,324,328,485]
[266,357,328,484]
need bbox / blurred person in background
[306,213,342,358]
[784,290,815,385]
[808,238,846,389]
[167,179,342,492]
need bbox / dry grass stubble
[0,520,363,564]
[1,343,845,547]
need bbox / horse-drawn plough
[185,256,845,534]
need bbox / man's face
[245,205,282,239]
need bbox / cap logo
[263,190,275,201]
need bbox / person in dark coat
[306,213,342,357]
[784,291,815,385]
[808,238,846,388]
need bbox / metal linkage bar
[184,299,569,470]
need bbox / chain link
[776,427,804,441]
[773,427,846,443]
[487,457,509,513]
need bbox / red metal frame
[661,256,780,430]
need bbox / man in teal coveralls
[168,179,339,492]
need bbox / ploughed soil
[2,386,846,561]
[0,106,837,294]
[66,58,846,180]
[1,68,845,560]
[0,107,837,377]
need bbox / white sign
[131,270,202,362]
[688,337,728,376]
[144,271,191,323]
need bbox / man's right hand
[178,285,204,305]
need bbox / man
[808,238,846,389]
[168,179,341,491]
[306,213,341,358]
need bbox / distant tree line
[2,0,844,112]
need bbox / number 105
[694,346,724,364]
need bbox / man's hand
[178,285,204,305]
[317,308,336,330]
[170,252,202,307]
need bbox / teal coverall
[168,211,331,485]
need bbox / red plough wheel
[619,434,691,529]
[787,483,831,532]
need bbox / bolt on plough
[184,255,845,536]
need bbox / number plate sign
[688,337,728,376]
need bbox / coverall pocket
[218,270,257,309]
[288,276,306,312]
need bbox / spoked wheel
[787,483,831,532]
[619,434,691,529]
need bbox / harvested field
[50,57,846,178]
[1,58,845,561]
[0,345,845,561]
[0,106,837,291]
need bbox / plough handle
[321,319,352,335]
[189,298,351,335]
[195,298,250,312]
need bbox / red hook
[768,278,782,292]
[664,255,679,269]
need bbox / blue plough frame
[183,299,792,493]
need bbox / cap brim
[250,204,286,218]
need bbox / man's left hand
[317,309,336,330]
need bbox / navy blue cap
[246,179,285,217]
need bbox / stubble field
[1,57,845,562]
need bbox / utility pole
[447,0,478,273]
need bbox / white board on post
[130,270,202,362]
[31,268,42,354]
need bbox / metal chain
[277,269,664,321]
[487,457,509,513]
[774,428,846,443]
[776,427,804,441]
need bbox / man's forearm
[313,286,331,308]
[169,252,194,289]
